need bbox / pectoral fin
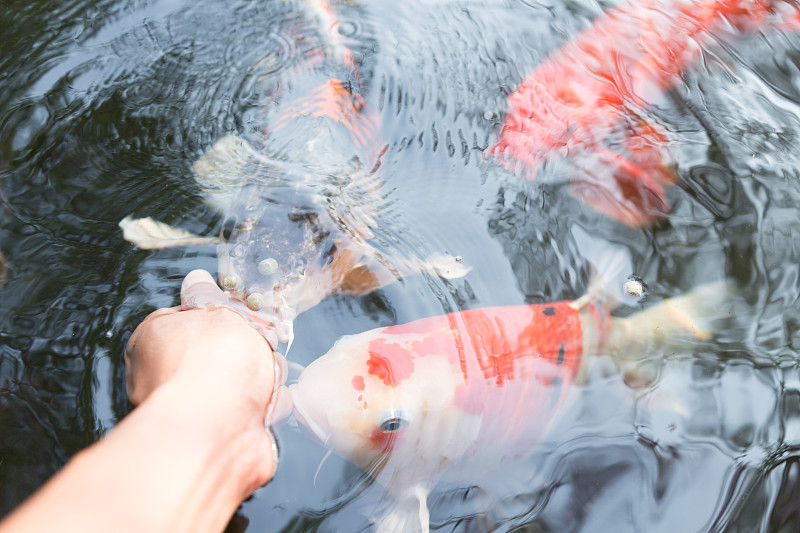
[338,252,471,296]
[339,263,384,295]
[119,216,220,249]
[570,119,677,228]
[374,486,431,533]
[423,253,472,280]
[193,134,259,190]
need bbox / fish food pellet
[246,292,265,311]
[624,280,644,297]
[222,275,240,289]
[258,258,279,275]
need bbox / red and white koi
[487,0,800,226]
[291,275,735,531]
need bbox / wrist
[155,372,277,493]
[114,379,276,532]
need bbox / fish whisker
[313,447,334,487]
[287,360,306,376]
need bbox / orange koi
[487,0,800,226]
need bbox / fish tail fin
[303,0,358,72]
[724,0,800,33]
[570,225,633,311]
[604,279,740,363]
[373,487,430,533]
[119,216,220,249]
[569,117,677,227]
[773,1,800,32]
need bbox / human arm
[0,270,288,533]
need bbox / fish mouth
[289,384,330,445]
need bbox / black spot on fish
[221,216,237,241]
[548,376,563,411]
[321,243,337,266]
[557,343,565,365]
[542,307,556,316]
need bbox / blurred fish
[487,0,800,226]
[292,251,737,532]
[121,0,469,347]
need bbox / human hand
[124,270,291,493]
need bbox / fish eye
[378,411,410,433]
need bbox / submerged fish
[487,0,800,226]
[291,273,737,532]
[120,0,469,346]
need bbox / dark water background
[2,0,800,531]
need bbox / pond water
[2,0,800,531]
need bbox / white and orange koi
[291,274,736,531]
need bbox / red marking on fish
[367,303,609,431]
[352,375,365,391]
[366,338,415,387]
[259,3,382,164]
[487,0,800,227]
[449,303,586,426]
[271,79,378,152]
[370,425,404,452]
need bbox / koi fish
[120,0,469,347]
[291,270,737,532]
[487,0,800,227]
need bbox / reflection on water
[1,0,800,530]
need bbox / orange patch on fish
[366,338,415,387]
[370,426,404,452]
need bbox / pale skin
[0,270,291,533]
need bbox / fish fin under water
[423,253,473,280]
[192,133,264,211]
[604,279,740,381]
[303,0,356,68]
[569,127,677,228]
[120,134,266,249]
[337,252,472,296]
[374,486,431,533]
[569,225,633,311]
[119,216,221,249]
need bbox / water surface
[2,0,800,531]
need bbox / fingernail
[265,429,279,480]
[181,269,215,293]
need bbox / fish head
[217,180,371,340]
[292,319,483,488]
